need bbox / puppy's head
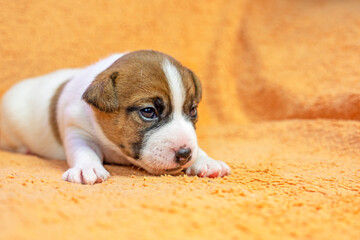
[83,50,202,174]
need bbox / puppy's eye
[190,105,198,118]
[139,107,158,120]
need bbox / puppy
[0,50,230,184]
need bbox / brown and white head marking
[82,50,202,174]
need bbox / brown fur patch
[82,72,119,112]
[49,81,68,144]
[84,50,202,159]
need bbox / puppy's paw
[62,165,110,184]
[185,156,230,178]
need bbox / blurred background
[2,0,360,127]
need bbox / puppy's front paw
[185,156,230,178]
[62,165,110,184]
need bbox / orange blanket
[1,1,359,239]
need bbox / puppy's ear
[82,71,119,113]
[188,69,202,103]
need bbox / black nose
[175,147,192,165]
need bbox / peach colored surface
[1,1,360,239]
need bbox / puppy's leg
[185,148,230,178]
[62,128,110,184]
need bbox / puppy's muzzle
[175,147,192,166]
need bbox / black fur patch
[131,141,143,160]
[127,97,172,160]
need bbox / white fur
[162,59,184,116]
[140,114,199,174]
[0,52,230,184]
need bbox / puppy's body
[0,68,80,159]
[1,54,123,160]
[0,51,230,184]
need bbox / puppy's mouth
[124,154,186,175]
[164,167,183,172]
[147,166,185,175]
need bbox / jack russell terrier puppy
[0,50,230,184]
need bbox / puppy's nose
[175,147,192,165]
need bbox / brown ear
[82,71,120,113]
[188,69,202,103]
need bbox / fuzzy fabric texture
[1,0,360,239]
